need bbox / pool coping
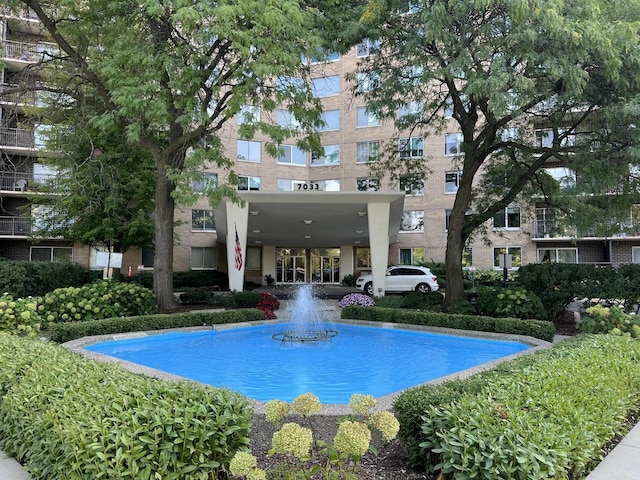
[63,319,551,416]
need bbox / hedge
[48,308,265,343]
[393,334,640,479]
[340,306,555,342]
[0,261,98,298]
[0,333,253,480]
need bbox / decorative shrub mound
[393,335,640,479]
[475,285,547,320]
[0,261,98,298]
[39,280,157,327]
[579,304,640,337]
[0,333,252,480]
[0,295,42,336]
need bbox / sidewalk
[2,422,639,479]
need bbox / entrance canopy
[214,191,405,248]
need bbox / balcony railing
[1,40,57,63]
[0,127,35,149]
[0,172,60,192]
[0,216,31,236]
[0,83,36,106]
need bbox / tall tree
[10,0,353,310]
[355,0,640,306]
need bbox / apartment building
[3,8,640,289]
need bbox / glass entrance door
[277,248,306,283]
[311,248,340,284]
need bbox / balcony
[1,40,57,71]
[1,7,43,35]
[0,127,35,150]
[0,216,30,237]
[0,83,36,112]
[0,171,61,194]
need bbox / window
[191,209,215,231]
[192,172,218,192]
[276,110,301,130]
[246,246,261,269]
[401,210,424,231]
[318,110,340,131]
[445,208,472,231]
[537,248,578,263]
[445,133,463,155]
[277,179,306,191]
[355,39,380,57]
[633,247,640,264]
[276,76,305,95]
[33,163,57,184]
[444,97,454,118]
[356,107,380,127]
[400,175,424,195]
[399,65,423,86]
[311,145,340,166]
[34,124,53,149]
[237,105,260,125]
[356,141,380,163]
[303,50,340,64]
[499,127,519,142]
[237,140,261,162]
[398,101,422,119]
[399,247,425,265]
[311,76,340,97]
[493,207,521,229]
[277,145,307,165]
[190,247,217,269]
[535,128,576,148]
[357,177,380,191]
[238,175,261,191]
[356,248,371,268]
[544,167,576,188]
[142,247,155,268]
[398,137,423,159]
[445,170,463,193]
[30,246,72,262]
[493,247,522,269]
[319,179,340,191]
[535,207,557,237]
[355,71,380,93]
[462,247,473,267]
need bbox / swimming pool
[85,323,530,404]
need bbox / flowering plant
[256,292,280,320]
[229,392,399,480]
[338,292,375,308]
[0,294,42,336]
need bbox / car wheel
[365,282,374,295]
[416,283,431,293]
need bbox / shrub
[48,309,265,343]
[469,268,517,287]
[341,274,356,287]
[341,306,555,342]
[0,294,42,336]
[578,304,640,337]
[475,286,547,320]
[256,292,280,319]
[38,280,157,327]
[0,333,252,479]
[0,261,97,298]
[230,393,399,480]
[338,292,375,308]
[401,291,443,310]
[407,335,640,479]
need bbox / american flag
[234,226,243,270]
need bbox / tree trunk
[443,178,474,310]
[153,155,177,311]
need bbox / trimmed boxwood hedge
[48,308,265,343]
[340,306,555,342]
[0,333,253,480]
[393,334,640,479]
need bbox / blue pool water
[85,323,529,404]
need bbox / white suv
[355,265,439,295]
